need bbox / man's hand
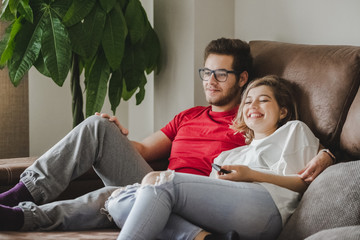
[298,150,333,184]
[95,112,129,136]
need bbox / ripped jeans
[107,171,282,240]
[105,177,203,239]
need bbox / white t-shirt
[210,120,319,225]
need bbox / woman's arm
[218,165,308,194]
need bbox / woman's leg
[15,116,151,204]
[117,172,282,240]
[106,182,202,240]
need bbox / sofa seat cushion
[305,226,360,240]
[278,161,360,240]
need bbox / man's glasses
[198,68,239,82]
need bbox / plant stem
[70,53,84,127]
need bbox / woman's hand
[217,165,253,182]
[95,112,129,136]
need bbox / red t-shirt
[161,106,246,176]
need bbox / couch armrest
[0,157,105,200]
[0,157,38,186]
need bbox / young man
[0,38,332,239]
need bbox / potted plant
[0,0,161,127]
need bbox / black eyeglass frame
[198,68,240,82]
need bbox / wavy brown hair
[204,38,253,83]
[231,75,299,144]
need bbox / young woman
[106,75,320,240]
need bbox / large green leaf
[135,73,146,105]
[0,0,15,21]
[122,42,146,91]
[108,69,123,114]
[41,10,71,86]
[124,0,146,44]
[8,19,43,86]
[99,0,116,13]
[33,51,51,77]
[0,25,11,67]
[0,18,22,66]
[30,0,50,21]
[49,0,72,19]
[1,0,10,17]
[67,22,87,57]
[121,79,136,101]
[123,68,144,93]
[85,51,110,117]
[102,4,127,70]
[9,0,20,15]
[71,54,84,127]
[142,25,161,74]
[83,3,106,59]
[18,0,33,23]
[62,0,96,27]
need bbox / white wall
[153,0,235,130]
[234,0,360,45]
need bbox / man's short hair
[204,38,253,81]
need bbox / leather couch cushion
[250,41,360,158]
[340,87,360,159]
[277,161,360,240]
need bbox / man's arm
[298,144,334,183]
[132,131,172,162]
[218,165,308,194]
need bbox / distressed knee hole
[141,170,174,187]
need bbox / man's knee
[84,115,107,126]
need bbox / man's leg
[1,186,119,231]
[1,115,152,205]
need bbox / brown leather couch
[0,41,359,239]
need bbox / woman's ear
[238,71,249,88]
[279,107,288,120]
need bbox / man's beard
[206,84,242,107]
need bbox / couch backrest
[249,41,360,161]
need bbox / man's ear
[238,71,249,88]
